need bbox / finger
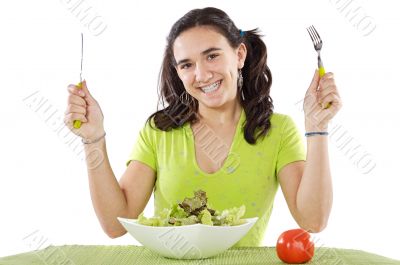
[328,94,343,108]
[68,84,86,97]
[80,80,97,106]
[65,104,87,115]
[319,78,336,90]
[320,94,341,109]
[64,113,88,126]
[63,118,85,136]
[318,86,339,101]
[65,112,88,122]
[320,104,340,125]
[321,72,334,81]
[306,69,320,95]
[67,94,87,107]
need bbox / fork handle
[73,82,83,129]
[318,56,325,77]
[319,66,325,77]
[317,58,332,109]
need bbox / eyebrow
[176,47,222,66]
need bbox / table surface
[0,245,399,265]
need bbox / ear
[237,43,247,69]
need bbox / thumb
[306,69,320,95]
[80,80,97,105]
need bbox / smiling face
[173,26,246,111]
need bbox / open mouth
[200,80,222,94]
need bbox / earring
[179,91,193,106]
[237,69,244,100]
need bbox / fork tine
[307,26,318,47]
[307,24,328,102]
[306,27,315,45]
[311,25,322,44]
[310,26,318,44]
[309,25,322,46]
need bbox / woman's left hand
[303,69,342,131]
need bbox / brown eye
[208,54,219,60]
[181,63,192,69]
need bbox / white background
[1,0,400,261]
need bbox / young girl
[64,7,342,246]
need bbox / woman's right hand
[64,80,105,140]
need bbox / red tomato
[276,228,314,264]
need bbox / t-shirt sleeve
[276,115,306,175]
[126,121,157,171]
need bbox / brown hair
[147,7,273,144]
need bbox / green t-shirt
[126,108,306,246]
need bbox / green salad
[138,190,246,226]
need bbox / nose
[194,63,213,84]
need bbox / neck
[196,100,242,127]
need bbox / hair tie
[239,29,245,37]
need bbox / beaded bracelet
[82,132,106,144]
[305,131,329,137]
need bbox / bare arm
[64,81,156,238]
[84,137,156,238]
[278,136,332,232]
[278,70,340,232]
[297,136,332,231]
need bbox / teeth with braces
[201,81,221,93]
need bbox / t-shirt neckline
[184,108,245,177]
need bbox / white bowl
[117,216,258,259]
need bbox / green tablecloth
[0,245,399,265]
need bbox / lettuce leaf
[137,190,247,226]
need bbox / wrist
[305,131,328,137]
[305,121,328,132]
[82,131,106,144]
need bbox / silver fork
[73,33,84,129]
[79,32,84,84]
[307,25,325,77]
[307,25,332,109]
